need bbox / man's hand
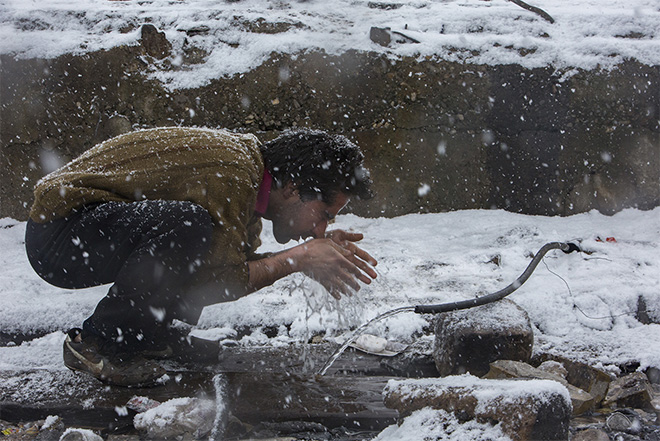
[325,229,378,280]
[247,229,377,299]
[292,229,377,299]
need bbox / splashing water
[316,305,416,376]
[209,374,227,441]
[288,274,367,373]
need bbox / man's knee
[168,201,213,241]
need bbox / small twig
[507,0,555,23]
[391,30,421,44]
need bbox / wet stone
[0,343,398,437]
[379,336,439,378]
[433,298,534,377]
[254,420,331,440]
[606,409,643,434]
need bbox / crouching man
[25,127,377,386]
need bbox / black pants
[25,200,214,349]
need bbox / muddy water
[0,343,403,438]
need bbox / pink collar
[254,168,272,217]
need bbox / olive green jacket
[30,127,265,297]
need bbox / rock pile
[382,298,660,441]
[384,375,572,441]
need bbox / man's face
[272,192,349,244]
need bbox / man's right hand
[289,235,378,299]
[247,234,378,300]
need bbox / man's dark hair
[260,129,373,203]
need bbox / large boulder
[383,375,571,441]
[433,298,533,377]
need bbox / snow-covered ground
[2,208,659,375]
[1,0,659,438]
[1,208,659,439]
[1,0,659,89]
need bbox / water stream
[316,242,574,375]
[316,305,416,376]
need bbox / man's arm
[247,230,377,299]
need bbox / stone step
[0,344,402,436]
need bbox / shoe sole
[63,331,167,388]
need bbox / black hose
[414,242,579,314]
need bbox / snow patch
[1,0,659,89]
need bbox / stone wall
[1,45,658,220]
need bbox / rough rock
[485,359,596,415]
[368,2,404,10]
[376,408,512,441]
[571,428,611,441]
[34,416,65,441]
[433,298,533,377]
[140,24,172,59]
[646,367,660,384]
[383,376,571,441]
[234,16,306,34]
[370,27,392,47]
[603,372,654,410]
[535,354,612,405]
[606,409,643,434]
[60,429,104,441]
[653,384,660,420]
[538,360,568,379]
[133,397,216,439]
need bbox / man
[25,127,377,386]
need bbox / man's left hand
[325,229,378,282]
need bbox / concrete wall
[1,46,658,220]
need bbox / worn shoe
[63,328,167,387]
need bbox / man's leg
[26,200,214,350]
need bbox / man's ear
[282,181,299,200]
